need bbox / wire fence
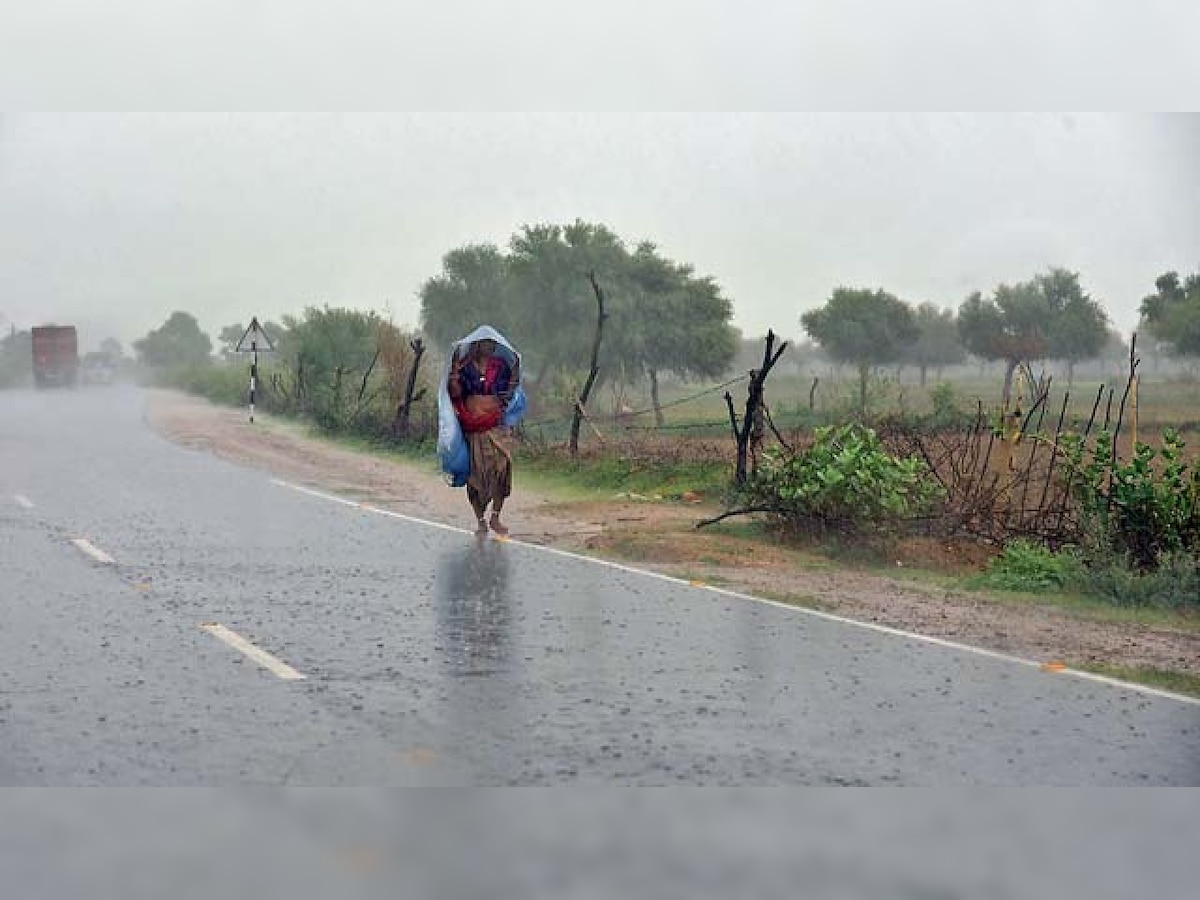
[516,374,751,439]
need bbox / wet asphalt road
[1,386,1198,785]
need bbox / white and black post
[249,340,257,423]
[235,317,275,424]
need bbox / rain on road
[1,387,1197,785]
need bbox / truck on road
[31,325,79,388]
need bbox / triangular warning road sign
[235,317,275,353]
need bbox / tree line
[799,266,1200,414]
[111,219,1200,431]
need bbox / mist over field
[2,113,1197,351]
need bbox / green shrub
[1061,428,1200,570]
[971,540,1199,609]
[748,423,944,532]
[1076,551,1200,610]
[927,381,975,431]
[166,363,249,407]
[970,540,1082,592]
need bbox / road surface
[1,386,1197,785]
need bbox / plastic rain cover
[436,325,527,487]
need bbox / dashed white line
[71,538,115,565]
[200,623,306,681]
[271,475,1200,708]
[13,494,34,509]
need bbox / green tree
[133,312,213,369]
[218,323,245,361]
[1043,269,1109,386]
[418,244,513,352]
[279,306,386,429]
[958,269,1106,404]
[623,242,737,424]
[419,222,738,412]
[1140,270,1200,358]
[801,287,918,414]
[906,303,965,386]
[506,221,630,391]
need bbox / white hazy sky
[1,112,1197,350]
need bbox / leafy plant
[970,540,1081,592]
[1060,428,1200,570]
[927,381,973,431]
[748,424,943,532]
[1076,551,1200,610]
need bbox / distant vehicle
[82,351,118,385]
[31,325,79,388]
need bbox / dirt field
[147,390,1200,682]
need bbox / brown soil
[147,390,1200,682]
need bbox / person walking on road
[446,335,519,535]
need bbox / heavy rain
[2,7,1199,896]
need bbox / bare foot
[488,514,510,535]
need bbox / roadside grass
[515,449,730,502]
[956,584,1200,634]
[1073,664,1200,699]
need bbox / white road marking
[200,623,306,681]
[70,538,115,565]
[270,479,465,533]
[13,494,34,509]
[271,477,1200,707]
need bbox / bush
[1076,551,1200,610]
[748,423,944,532]
[1061,428,1200,570]
[970,540,1199,609]
[927,381,975,432]
[970,540,1082,592]
[166,362,249,407]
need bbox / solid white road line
[200,623,306,681]
[270,476,1200,708]
[13,494,34,509]
[70,538,115,565]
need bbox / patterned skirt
[466,429,512,506]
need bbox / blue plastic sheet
[436,326,527,487]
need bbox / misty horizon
[2,113,1197,353]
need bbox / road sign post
[235,317,275,423]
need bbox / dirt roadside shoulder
[146,389,1200,684]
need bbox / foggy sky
[2,112,1197,352]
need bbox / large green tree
[1042,268,1109,385]
[505,221,630,388]
[906,303,965,386]
[133,312,213,368]
[623,242,737,424]
[418,221,737,411]
[278,306,386,428]
[958,269,1107,403]
[1140,270,1200,358]
[418,244,513,352]
[801,287,918,414]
